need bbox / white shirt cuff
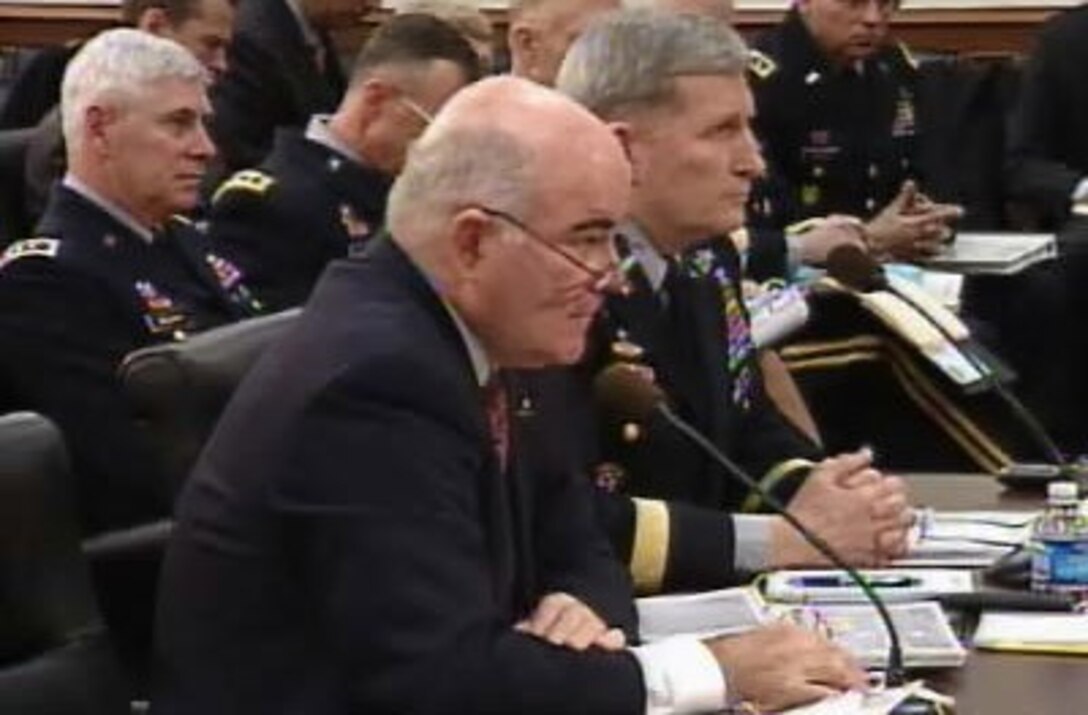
[733,514,775,573]
[631,636,727,714]
[1073,177,1088,203]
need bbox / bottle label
[1034,540,1088,593]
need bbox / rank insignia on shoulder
[212,169,276,204]
[748,49,777,80]
[0,238,60,269]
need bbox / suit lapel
[363,237,523,611]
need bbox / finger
[594,627,627,652]
[524,593,573,637]
[820,448,875,481]
[804,649,868,690]
[547,604,606,650]
[837,467,883,489]
[757,682,841,713]
[877,529,911,557]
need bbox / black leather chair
[120,308,300,499]
[0,126,34,248]
[0,411,130,714]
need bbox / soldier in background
[208,14,480,311]
[746,0,960,280]
[0,29,260,534]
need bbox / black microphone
[825,244,1068,470]
[593,363,908,686]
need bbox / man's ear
[507,23,537,74]
[448,208,492,275]
[84,105,116,153]
[136,7,171,36]
[608,121,642,187]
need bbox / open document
[637,588,965,669]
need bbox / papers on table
[636,586,766,642]
[920,232,1057,276]
[770,602,966,669]
[637,588,966,670]
[974,612,1088,655]
[781,681,953,715]
[763,569,974,603]
[897,510,1034,567]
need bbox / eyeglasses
[397,95,435,125]
[471,205,625,293]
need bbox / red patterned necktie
[483,374,510,472]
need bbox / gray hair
[555,9,747,120]
[387,126,533,241]
[61,27,208,149]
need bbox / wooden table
[904,473,1088,714]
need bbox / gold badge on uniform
[801,184,821,207]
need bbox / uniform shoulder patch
[896,41,918,70]
[212,169,277,205]
[0,238,61,269]
[748,49,778,80]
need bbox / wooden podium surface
[905,473,1088,714]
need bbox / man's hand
[865,181,963,262]
[772,450,913,568]
[514,592,626,652]
[704,623,867,712]
[796,215,868,265]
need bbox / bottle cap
[1047,480,1079,504]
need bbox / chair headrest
[118,309,299,494]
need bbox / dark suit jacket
[1006,6,1088,228]
[211,0,346,174]
[0,185,258,532]
[152,237,645,714]
[576,239,823,593]
[208,128,392,311]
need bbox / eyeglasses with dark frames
[470,205,627,293]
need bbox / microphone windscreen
[826,243,886,292]
[593,363,665,423]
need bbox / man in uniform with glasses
[207,13,481,311]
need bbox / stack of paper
[897,510,1034,567]
[974,612,1088,655]
[921,232,1056,276]
[636,588,966,669]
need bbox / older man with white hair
[0,28,260,534]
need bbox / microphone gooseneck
[825,244,1067,469]
[592,363,907,686]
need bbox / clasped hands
[797,180,963,265]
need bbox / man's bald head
[389,75,628,241]
[508,0,620,86]
[388,75,631,368]
[624,0,733,23]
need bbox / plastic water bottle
[1030,481,1088,599]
